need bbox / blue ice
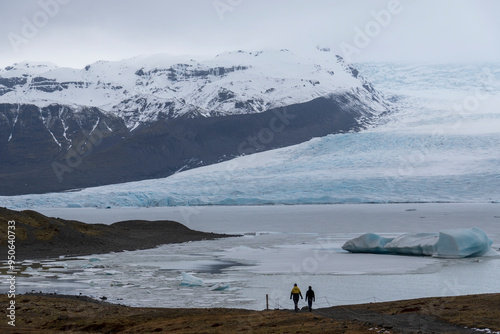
[342,227,494,258]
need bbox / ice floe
[180,272,204,287]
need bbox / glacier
[0,63,499,208]
[342,227,495,258]
[0,49,391,196]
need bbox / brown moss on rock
[0,207,232,260]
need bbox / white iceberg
[385,233,439,256]
[341,233,394,254]
[342,227,495,258]
[436,227,494,258]
[180,272,204,287]
[209,282,231,291]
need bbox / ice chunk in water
[341,233,394,254]
[436,227,493,258]
[343,227,494,258]
[384,233,439,256]
[180,272,204,286]
[209,282,230,291]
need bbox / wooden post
[266,294,269,310]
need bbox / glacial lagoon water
[2,203,499,310]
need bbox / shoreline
[2,206,499,333]
[0,207,235,261]
[0,293,498,333]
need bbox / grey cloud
[0,0,499,67]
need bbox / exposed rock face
[0,50,391,195]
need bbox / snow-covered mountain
[0,49,387,129]
[2,63,498,208]
[0,49,391,195]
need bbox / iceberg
[180,272,204,287]
[384,233,439,256]
[342,227,495,258]
[341,233,394,254]
[209,282,231,291]
[436,227,494,258]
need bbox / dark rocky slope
[0,207,231,260]
[0,93,382,195]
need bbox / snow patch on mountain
[0,49,388,130]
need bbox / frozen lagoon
[3,203,500,310]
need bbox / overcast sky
[0,0,498,68]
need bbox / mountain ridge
[0,49,388,128]
[0,49,391,196]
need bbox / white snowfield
[342,227,496,258]
[0,49,386,130]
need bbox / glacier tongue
[0,62,498,205]
[342,227,495,258]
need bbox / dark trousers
[293,297,299,312]
[307,299,313,312]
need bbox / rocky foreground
[0,293,498,333]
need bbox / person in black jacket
[305,286,315,312]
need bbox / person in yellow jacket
[290,283,303,312]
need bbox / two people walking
[290,284,315,312]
